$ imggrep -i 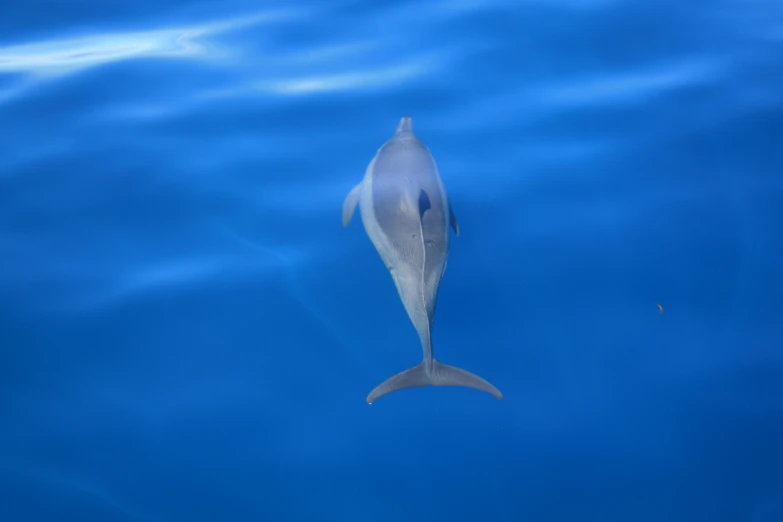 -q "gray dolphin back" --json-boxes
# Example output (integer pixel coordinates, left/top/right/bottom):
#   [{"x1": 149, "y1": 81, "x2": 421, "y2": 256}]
[{"x1": 343, "y1": 115, "x2": 502, "y2": 404}]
